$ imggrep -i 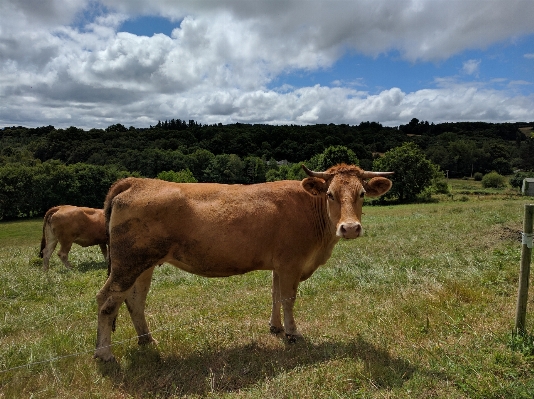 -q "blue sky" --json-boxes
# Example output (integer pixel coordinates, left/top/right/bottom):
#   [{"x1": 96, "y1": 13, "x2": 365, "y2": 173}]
[
  {"x1": 1, "y1": 0, "x2": 533, "y2": 129},
  {"x1": 120, "y1": 16, "x2": 179, "y2": 38}
]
